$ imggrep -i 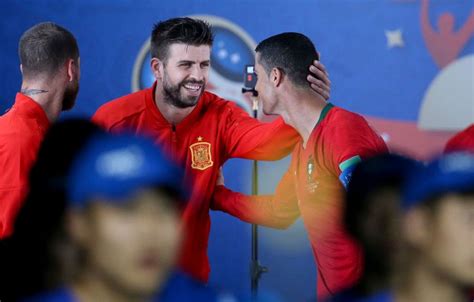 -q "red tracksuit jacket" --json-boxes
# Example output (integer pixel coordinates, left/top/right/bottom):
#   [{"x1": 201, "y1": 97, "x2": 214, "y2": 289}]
[
  {"x1": 0, "y1": 93, "x2": 50, "y2": 238},
  {"x1": 92, "y1": 82, "x2": 299, "y2": 282},
  {"x1": 213, "y1": 104, "x2": 388, "y2": 299}
]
